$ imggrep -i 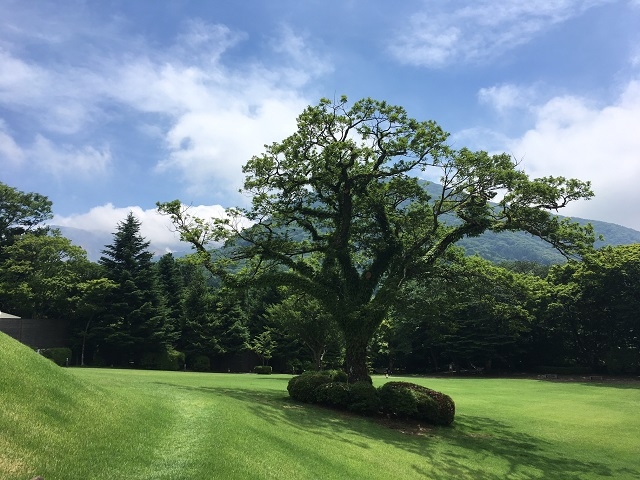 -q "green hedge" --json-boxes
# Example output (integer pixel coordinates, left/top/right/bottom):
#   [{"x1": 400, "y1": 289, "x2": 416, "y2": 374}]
[
  {"x1": 347, "y1": 381, "x2": 380, "y2": 416},
  {"x1": 254, "y1": 365, "x2": 273, "y2": 374},
  {"x1": 316, "y1": 382, "x2": 351, "y2": 409}
]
